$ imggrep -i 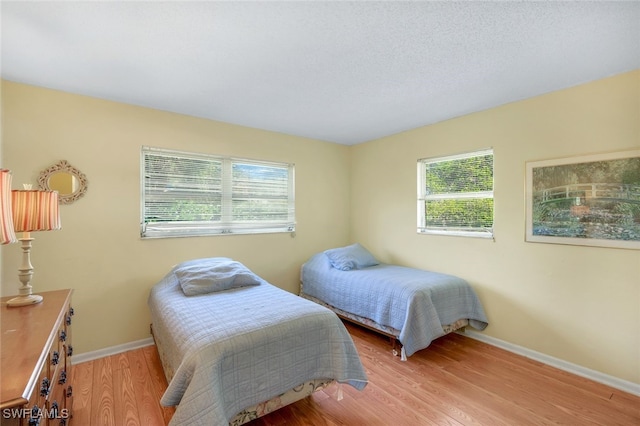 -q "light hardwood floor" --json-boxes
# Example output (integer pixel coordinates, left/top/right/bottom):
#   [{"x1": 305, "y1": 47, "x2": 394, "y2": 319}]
[{"x1": 72, "y1": 322, "x2": 640, "y2": 425}]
